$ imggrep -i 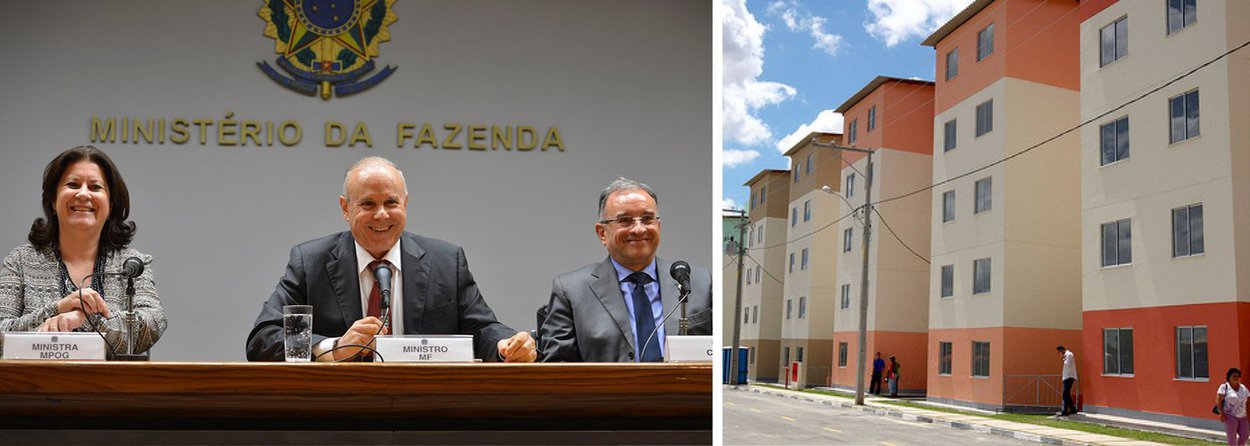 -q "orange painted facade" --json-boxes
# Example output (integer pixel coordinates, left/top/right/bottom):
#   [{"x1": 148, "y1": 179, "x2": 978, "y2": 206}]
[
  {"x1": 1082, "y1": 303, "x2": 1250, "y2": 420},
  {"x1": 840, "y1": 79, "x2": 935, "y2": 166},
  {"x1": 926, "y1": 327, "x2": 1082, "y2": 406},
  {"x1": 831, "y1": 331, "x2": 929, "y2": 392},
  {"x1": 931, "y1": 0, "x2": 1079, "y2": 114}
]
